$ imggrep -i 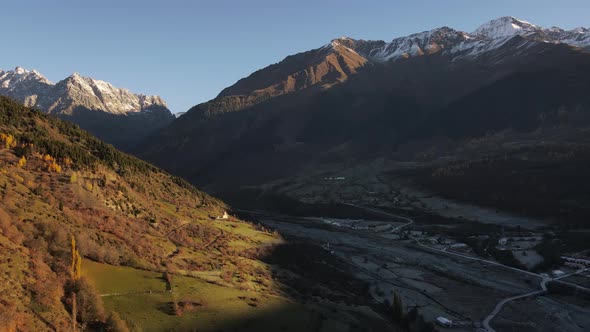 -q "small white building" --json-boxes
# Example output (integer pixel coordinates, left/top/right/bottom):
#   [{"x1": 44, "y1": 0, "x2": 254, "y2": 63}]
[
  {"x1": 436, "y1": 317, "x2": 453, "y2": 327},
  {"x1": 450, "y1": 243, "x2": 468, "y2": 249},
  {"x1": 216, "y1": 211, "x2": 229, "y2": 220}
]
